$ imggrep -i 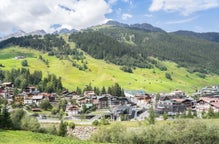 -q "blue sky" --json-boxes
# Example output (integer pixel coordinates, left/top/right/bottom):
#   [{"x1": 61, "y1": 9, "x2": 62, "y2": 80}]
[
  {"x1": 0, "y1": 0, "x2": 219, "y2": 37},
  {"x1": 107, "y1": 0, "x2": 219, "y2": 32}
]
